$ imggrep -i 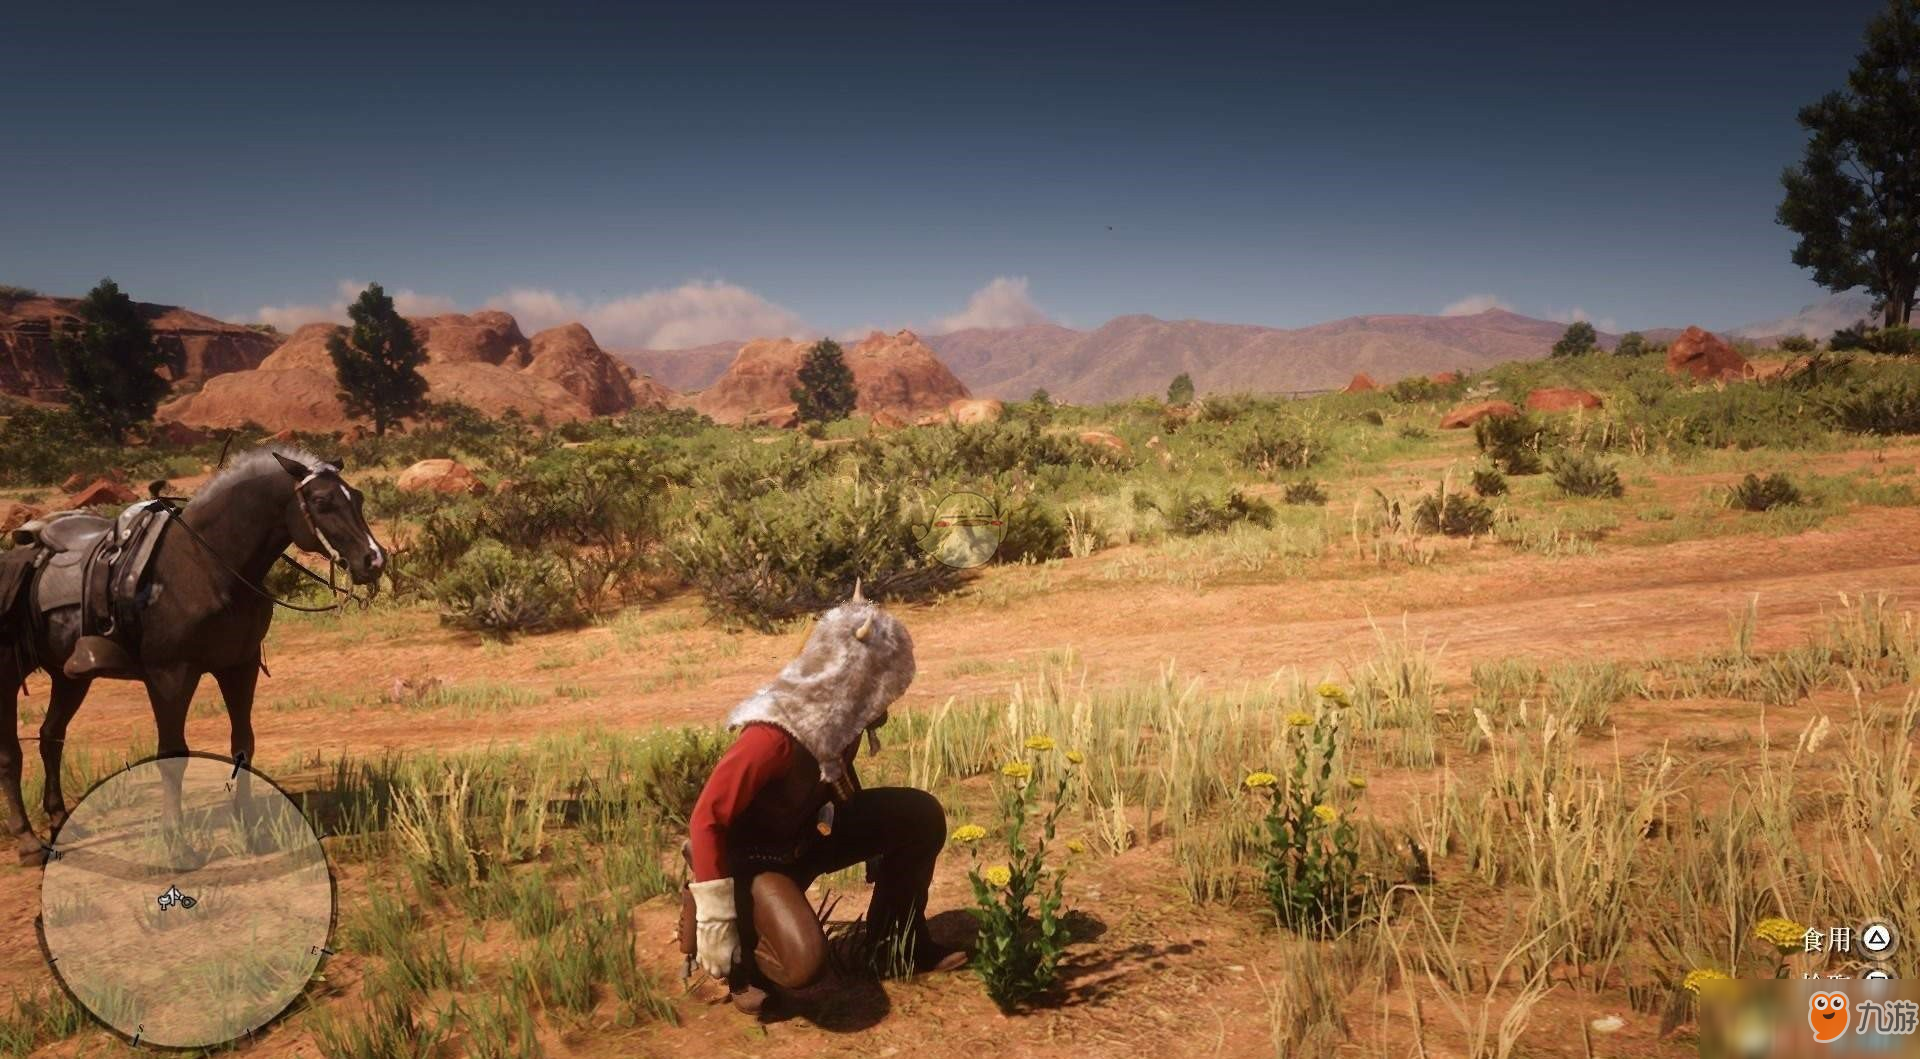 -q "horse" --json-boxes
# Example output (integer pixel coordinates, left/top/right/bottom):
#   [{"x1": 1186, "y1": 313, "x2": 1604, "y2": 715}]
[{"x1": 0, "y1": 447, "x2": 386, "y2": 863}]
